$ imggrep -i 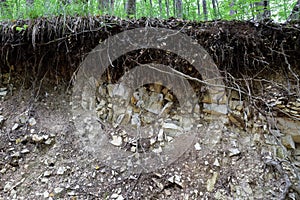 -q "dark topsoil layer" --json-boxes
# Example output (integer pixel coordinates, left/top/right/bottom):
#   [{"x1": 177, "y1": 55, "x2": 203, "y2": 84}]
[{"x1": 0, "y1": 16, "x2": 299, "y2": 85}]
